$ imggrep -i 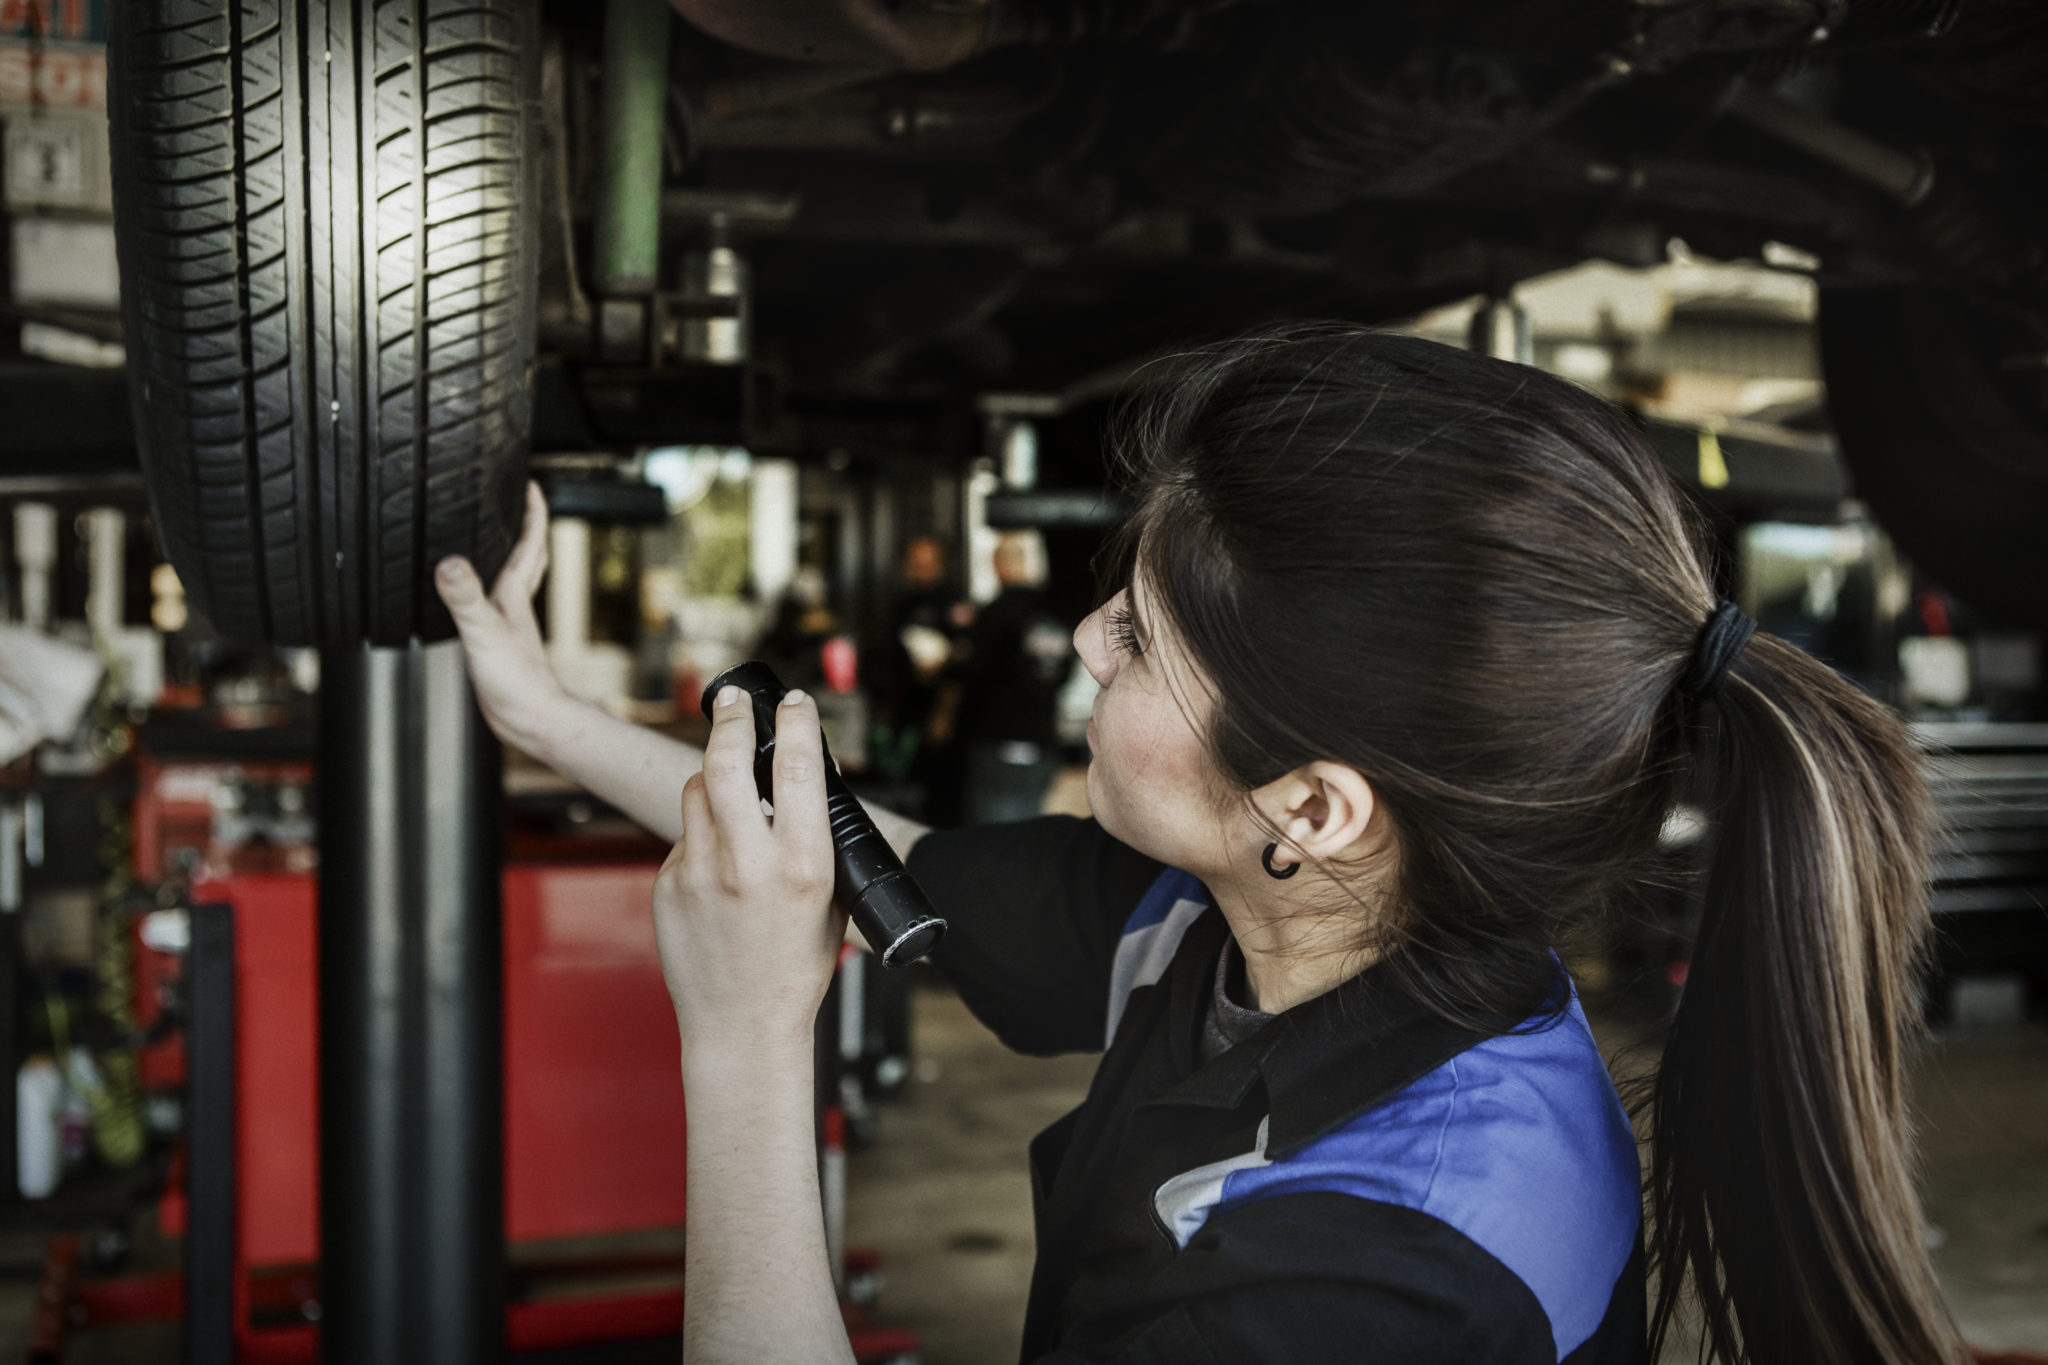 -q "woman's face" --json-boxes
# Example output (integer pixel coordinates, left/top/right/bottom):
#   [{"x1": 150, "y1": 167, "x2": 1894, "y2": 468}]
[{"x1": 1073, "y1": 580, "x2": 1240, "y2": 875}]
